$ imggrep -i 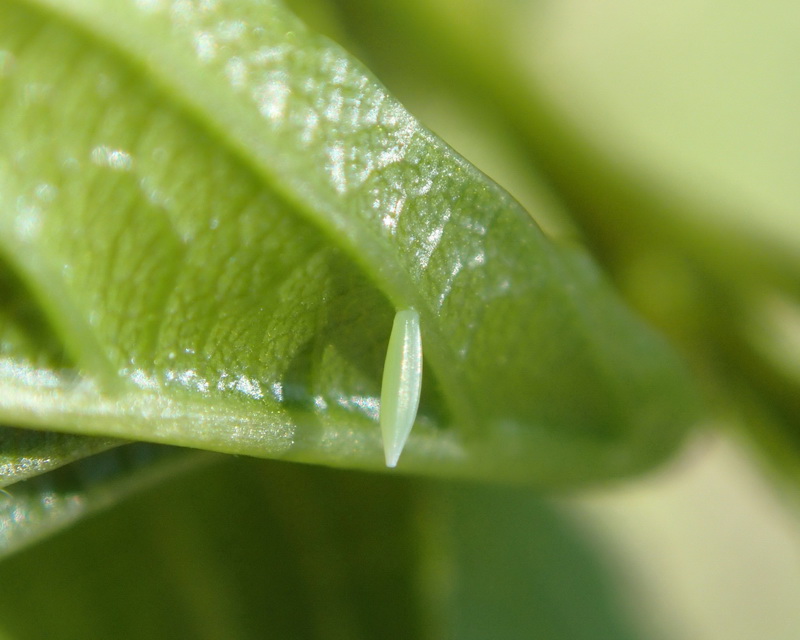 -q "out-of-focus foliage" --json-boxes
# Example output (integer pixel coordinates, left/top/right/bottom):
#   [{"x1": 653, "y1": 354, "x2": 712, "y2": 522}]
[{"x1": 0, "y1": 457, "x2": 641, "y2": 640}]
